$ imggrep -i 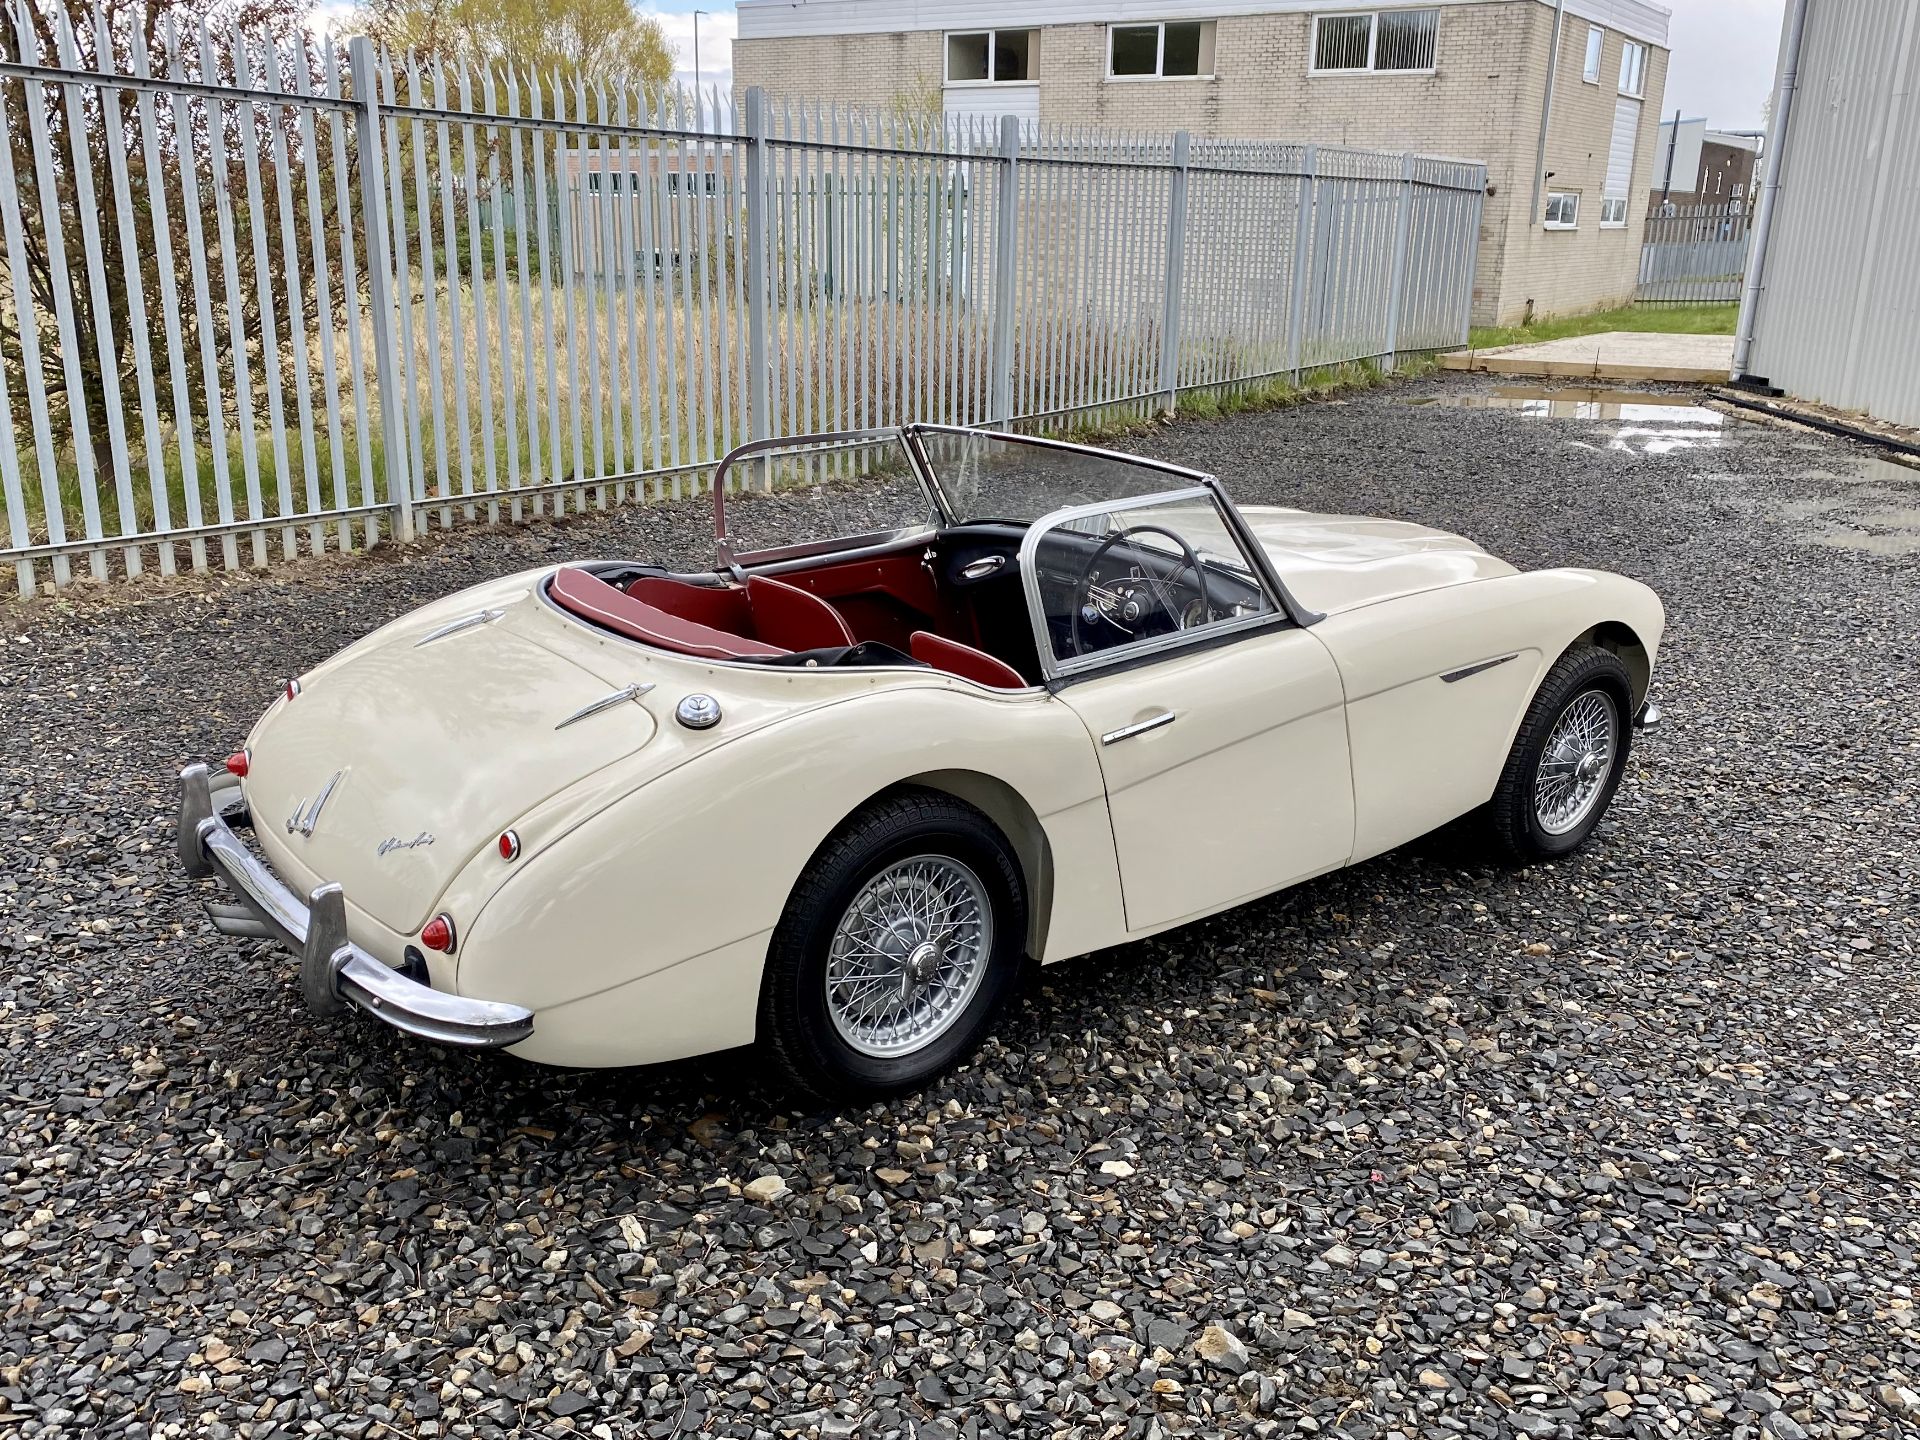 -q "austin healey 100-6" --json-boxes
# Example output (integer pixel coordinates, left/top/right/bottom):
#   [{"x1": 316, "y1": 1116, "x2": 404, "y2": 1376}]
[{"x1": 178, "y1": 427, "x2": 1663, "y2": 1099}]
